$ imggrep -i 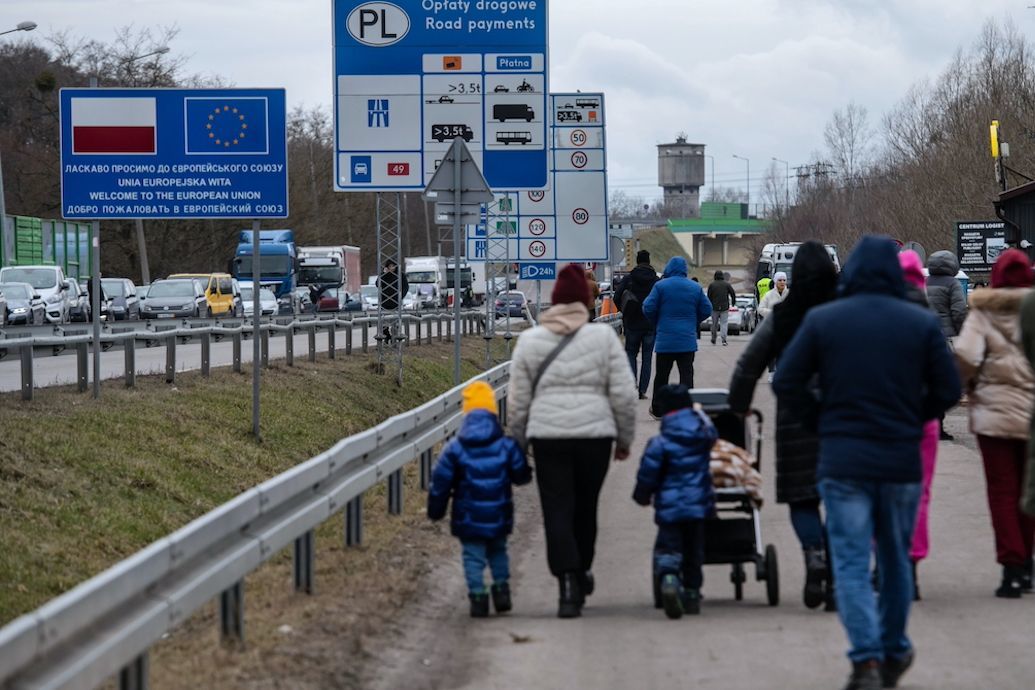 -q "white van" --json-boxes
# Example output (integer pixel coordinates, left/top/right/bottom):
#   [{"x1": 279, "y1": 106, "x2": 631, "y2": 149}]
[
  {"x1": 0, "y1": 265, "x2": 70, "y2": 323},
  {"x1": 756, "y1": 243, "x2": 841, "y2": 284}
]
